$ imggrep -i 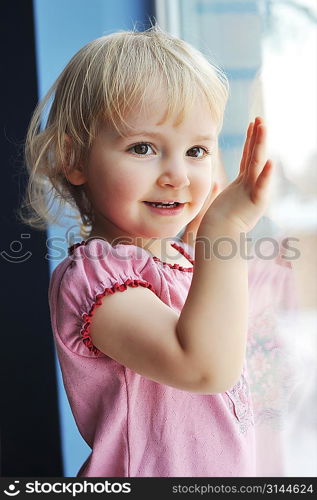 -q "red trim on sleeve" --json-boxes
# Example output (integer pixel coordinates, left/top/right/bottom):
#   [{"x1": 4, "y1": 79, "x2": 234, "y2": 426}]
[{"x1": 81, "y1": 279, "x2": 157, "y2": 355}]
